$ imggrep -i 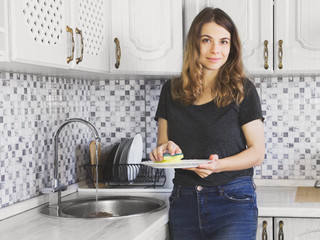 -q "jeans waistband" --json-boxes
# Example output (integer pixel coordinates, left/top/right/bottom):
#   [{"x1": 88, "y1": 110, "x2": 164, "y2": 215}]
[{"x1": 173, "y1": 176, "x2": 254, "y2": 194}]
